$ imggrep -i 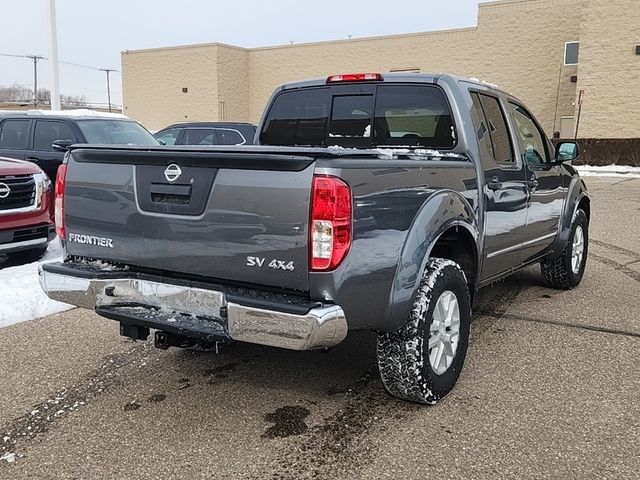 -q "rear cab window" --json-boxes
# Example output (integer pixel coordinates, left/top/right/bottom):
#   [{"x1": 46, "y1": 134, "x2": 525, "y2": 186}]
[{"x1": 260, "y1": 84, "x2": 456, "y2": 150}]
